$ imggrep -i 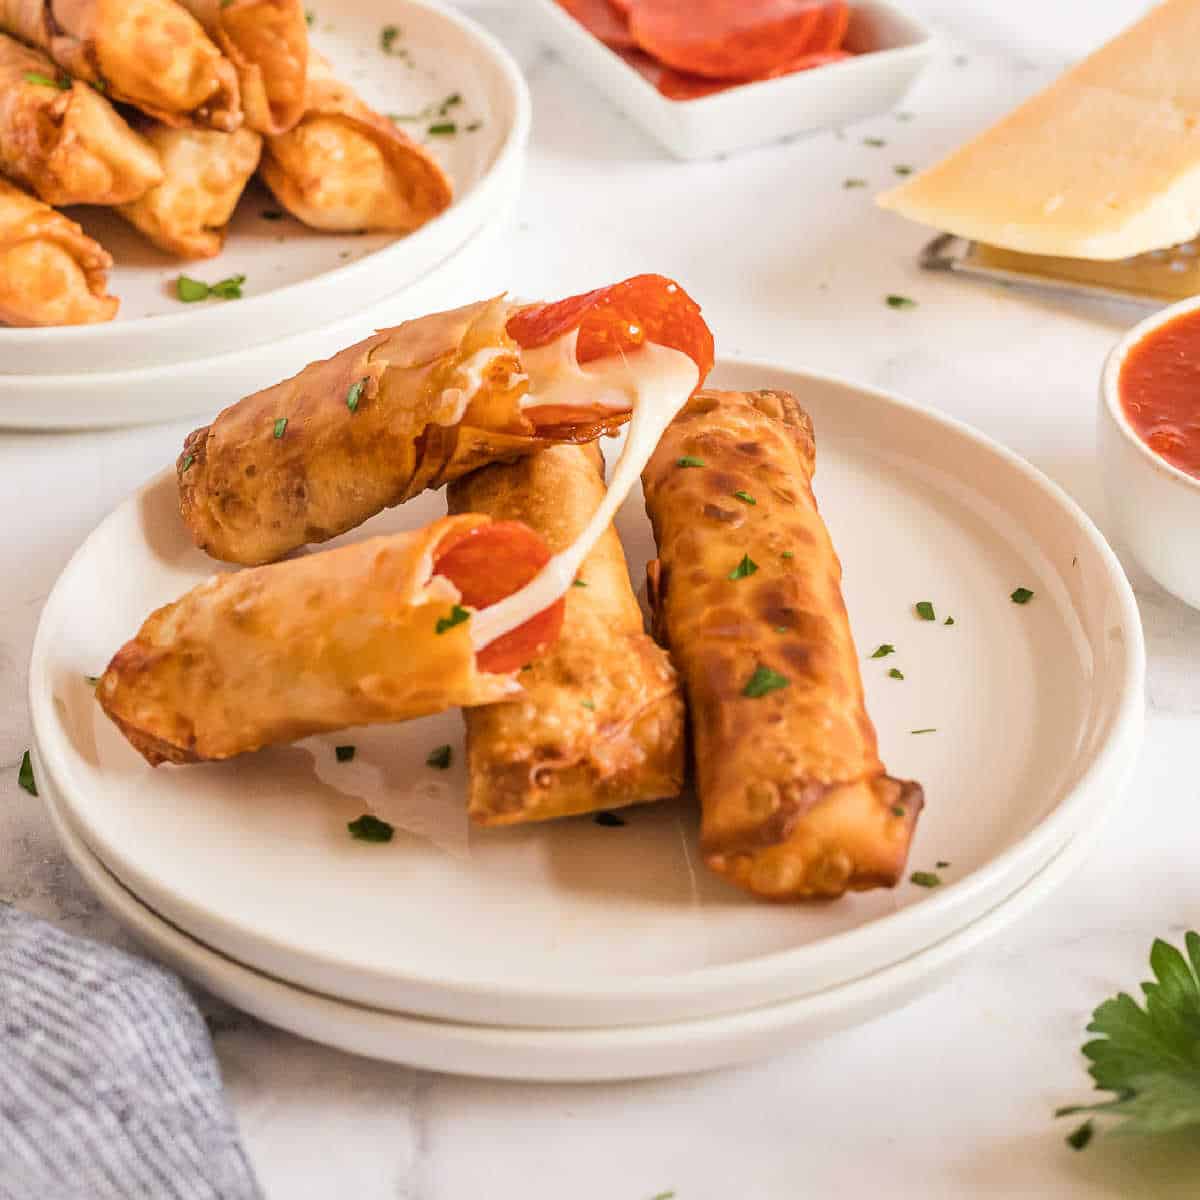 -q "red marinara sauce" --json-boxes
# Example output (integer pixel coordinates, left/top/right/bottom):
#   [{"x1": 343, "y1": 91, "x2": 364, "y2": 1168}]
[{"x1": 1119, "y1": 308, "x2": 1200, "y2": 480}]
